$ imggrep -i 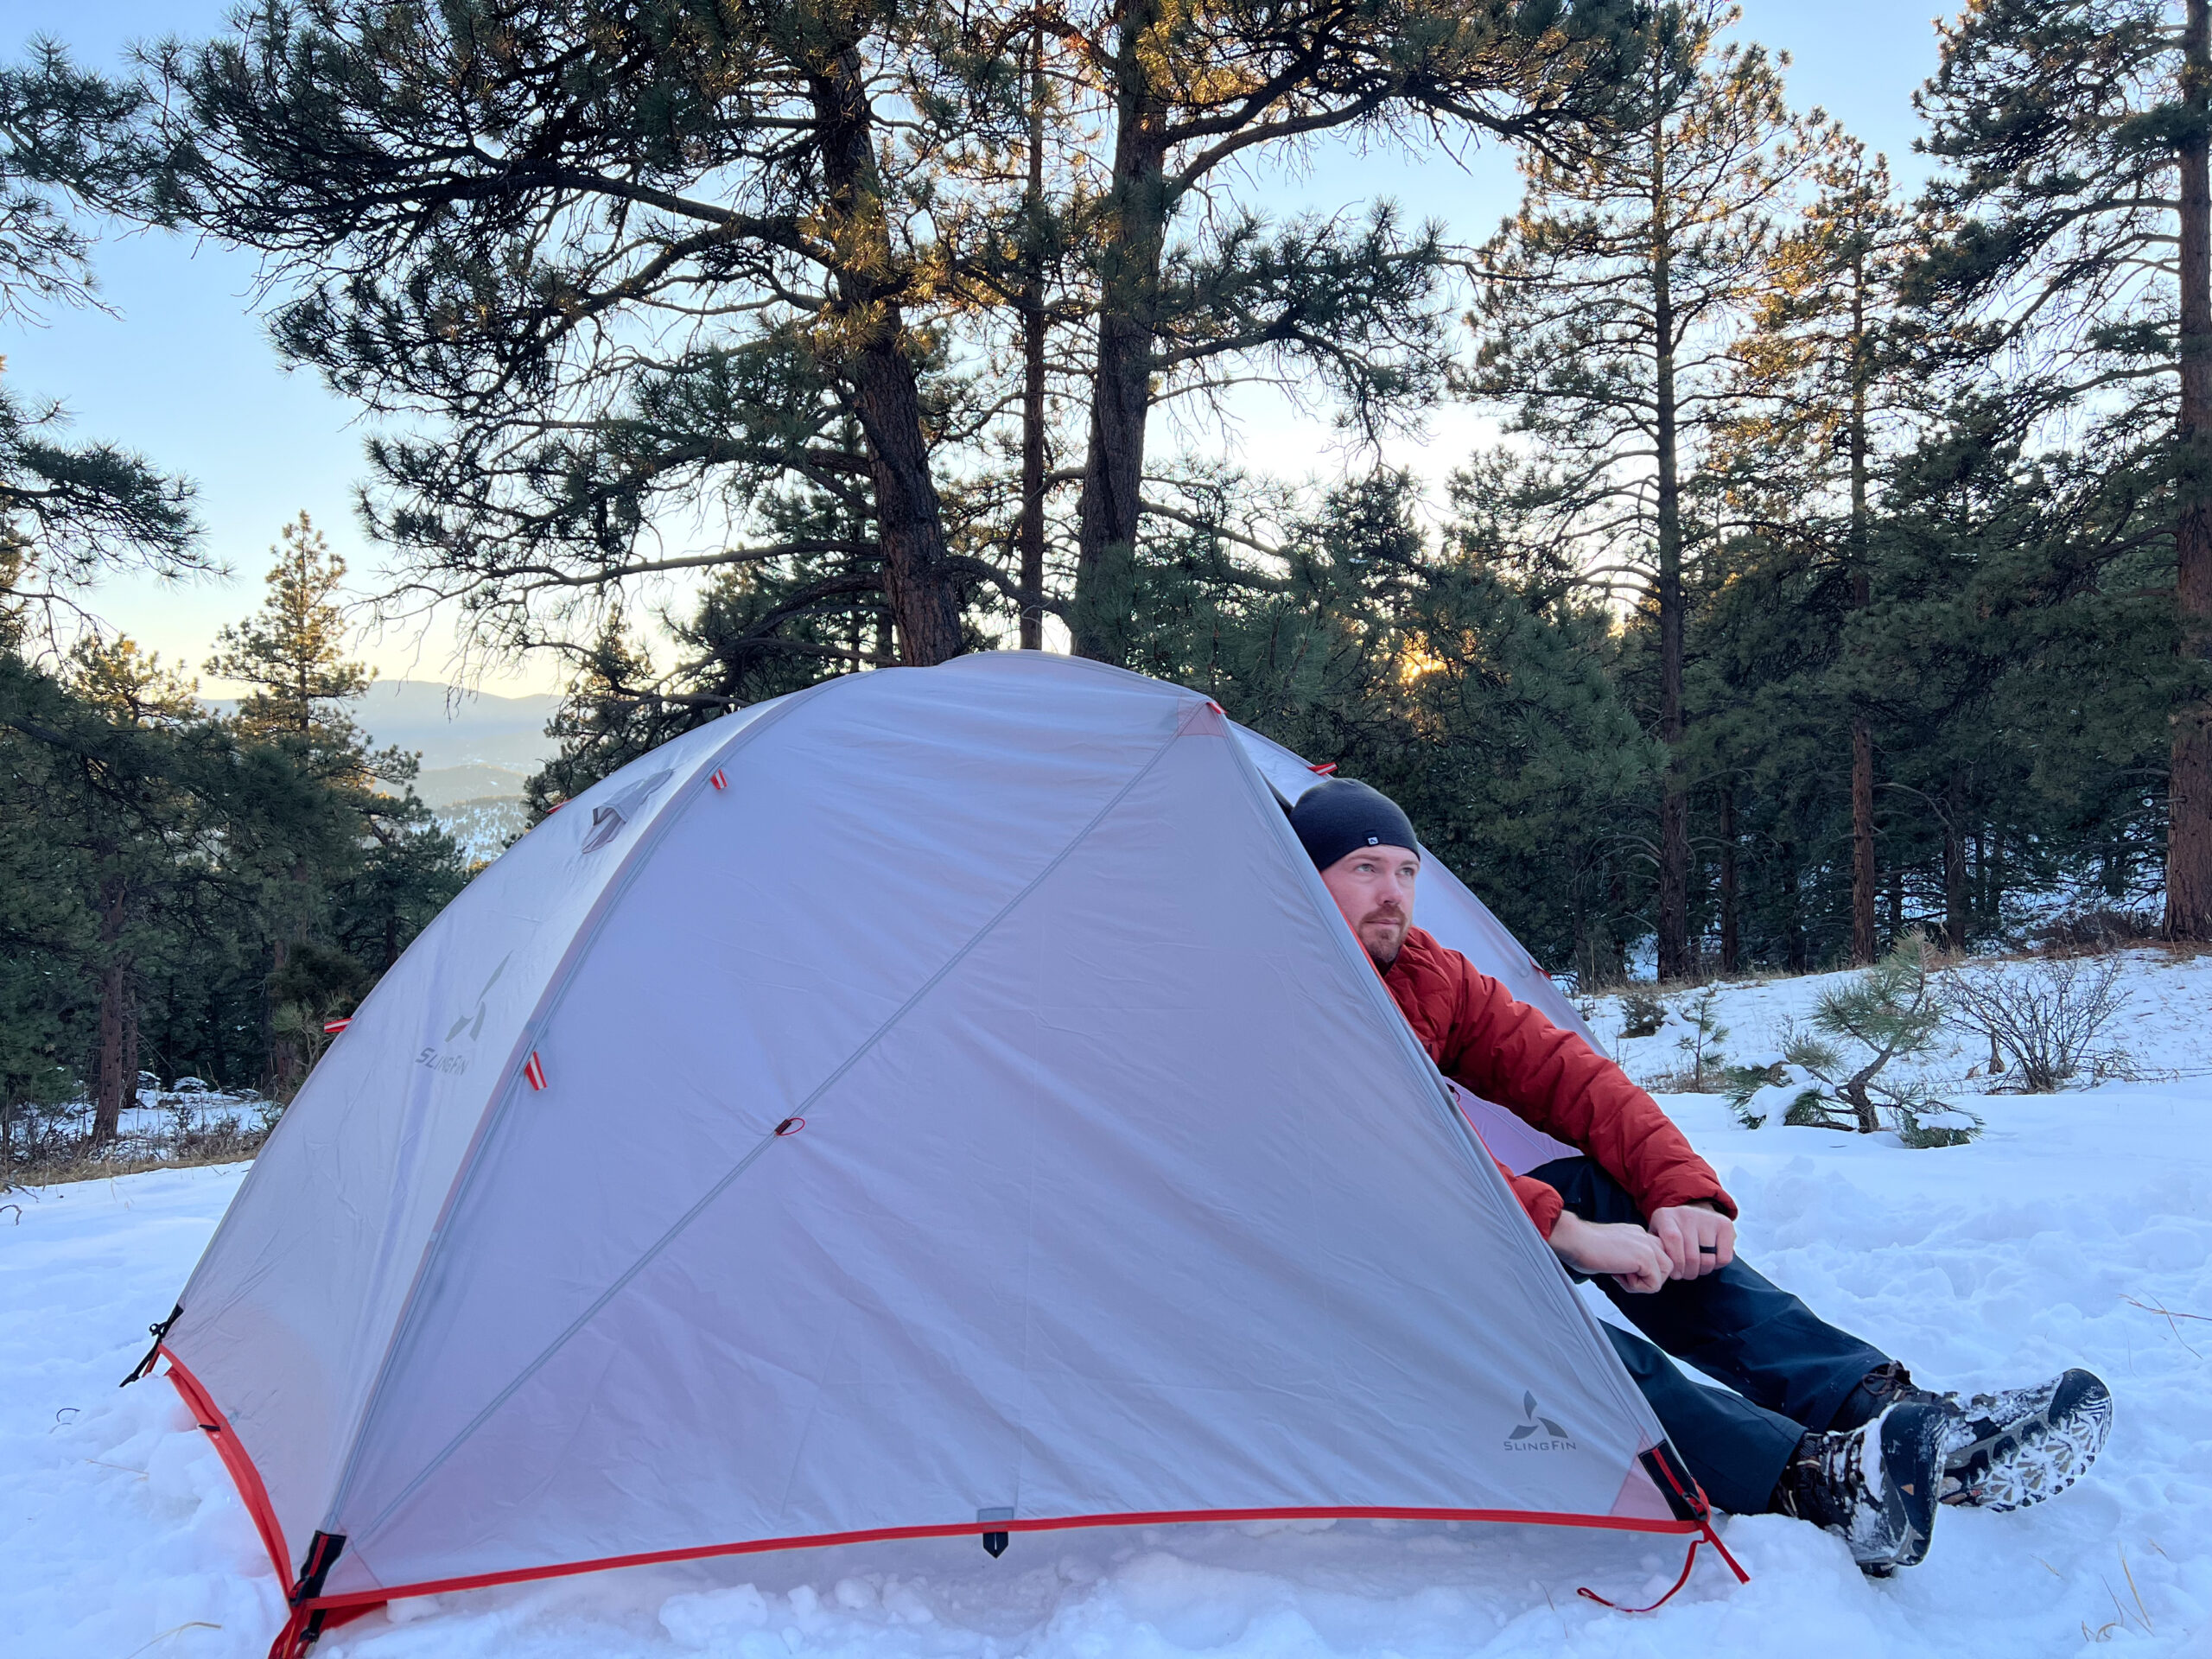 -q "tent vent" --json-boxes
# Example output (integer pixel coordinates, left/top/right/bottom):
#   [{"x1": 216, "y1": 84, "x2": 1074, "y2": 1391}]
[
  {"x1": 524, "y1": 1052, "x2": 548, "y2": 1091},
  {"x1": 977, "y1": 1508, "x2": 1014, "y2": 1559}
]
